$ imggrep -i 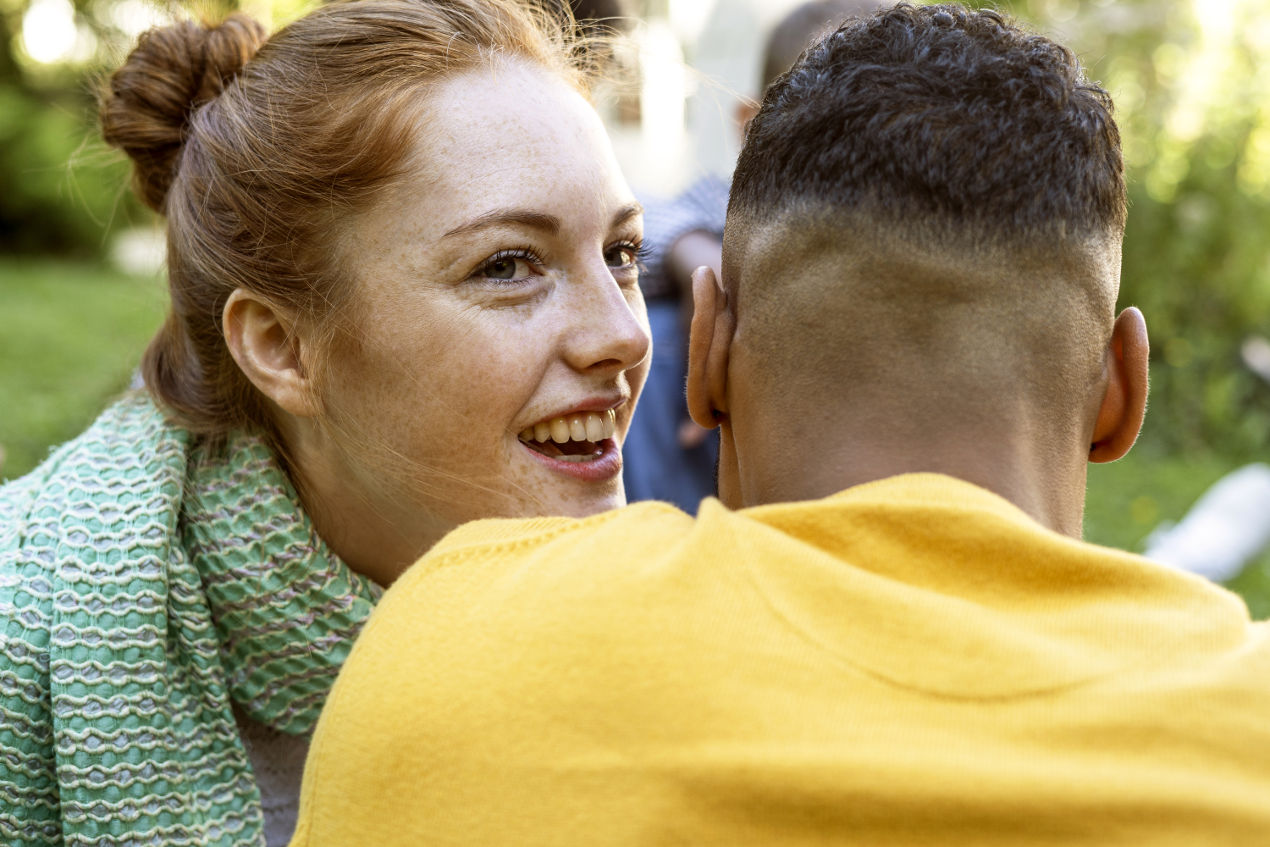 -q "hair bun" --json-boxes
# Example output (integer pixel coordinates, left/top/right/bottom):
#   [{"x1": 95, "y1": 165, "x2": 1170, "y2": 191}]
[{"x1": 100, "y1": 14, "x2": 267, "y2": 212}]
